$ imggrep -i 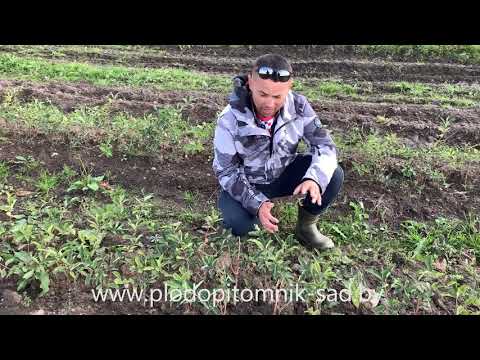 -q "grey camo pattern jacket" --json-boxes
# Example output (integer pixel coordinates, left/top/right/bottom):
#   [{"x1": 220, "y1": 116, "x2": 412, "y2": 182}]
[{"x1": 213, "y1": 83, "x2": 338, "y2": 216}]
